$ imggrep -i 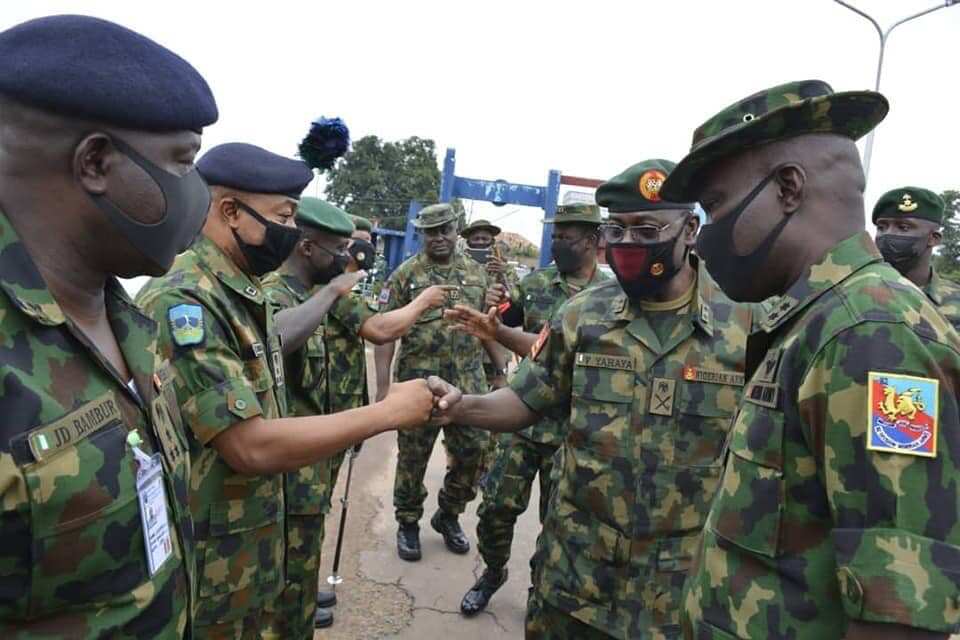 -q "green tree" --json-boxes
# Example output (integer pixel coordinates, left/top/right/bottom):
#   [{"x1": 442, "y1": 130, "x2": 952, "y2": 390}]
[
  {"x1": 324, "y1": 135, "x2": 446, "y2": 230},
  {"x1": 934, "y1": 189, "x2": 960, "y2": 278}
]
